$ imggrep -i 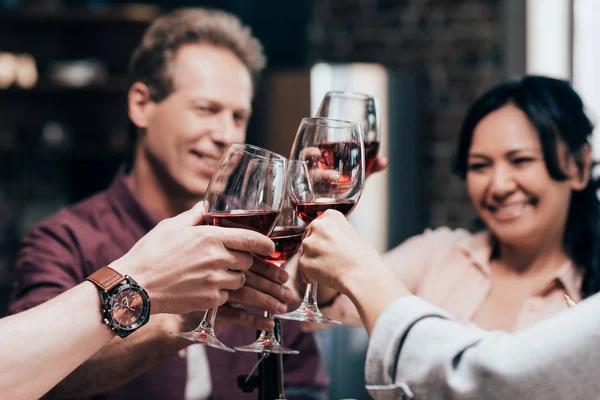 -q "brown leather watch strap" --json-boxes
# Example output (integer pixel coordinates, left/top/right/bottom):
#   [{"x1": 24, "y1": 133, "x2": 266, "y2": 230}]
[{"x1": 86, "y1": 266, "x2": 125, "y2": 292}]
